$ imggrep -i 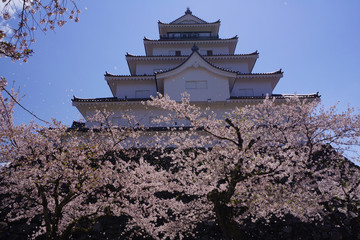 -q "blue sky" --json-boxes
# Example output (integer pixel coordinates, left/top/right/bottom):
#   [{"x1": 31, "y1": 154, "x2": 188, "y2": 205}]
[{"x1": 1, "y1": 0, "x2": 360, "y2": 126}]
